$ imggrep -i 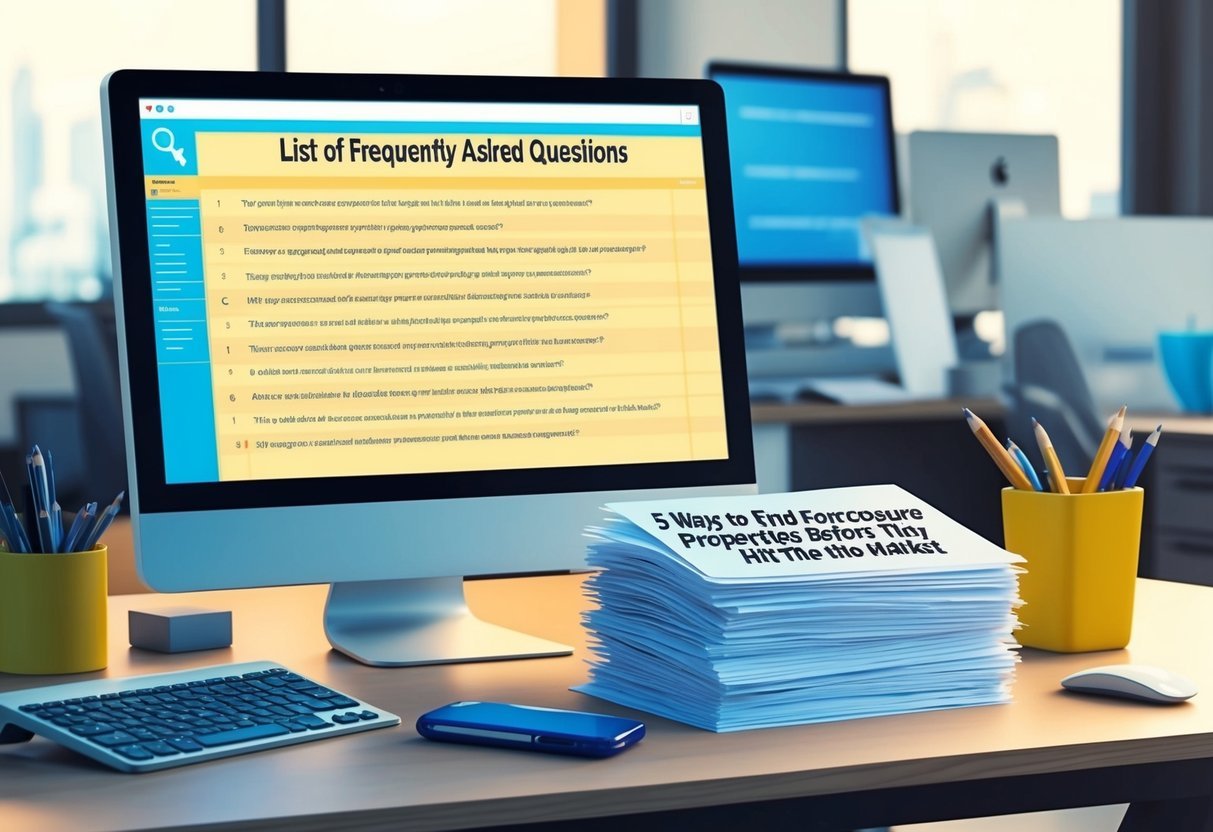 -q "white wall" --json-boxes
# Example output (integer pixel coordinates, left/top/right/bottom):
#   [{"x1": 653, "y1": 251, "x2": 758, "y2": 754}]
[
  {"x1": 637, "y1": 0, "x2": 840, "y2": 78},
  {"x1": 287, "y1": 0, "x2": 558, "y2": 75}
]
